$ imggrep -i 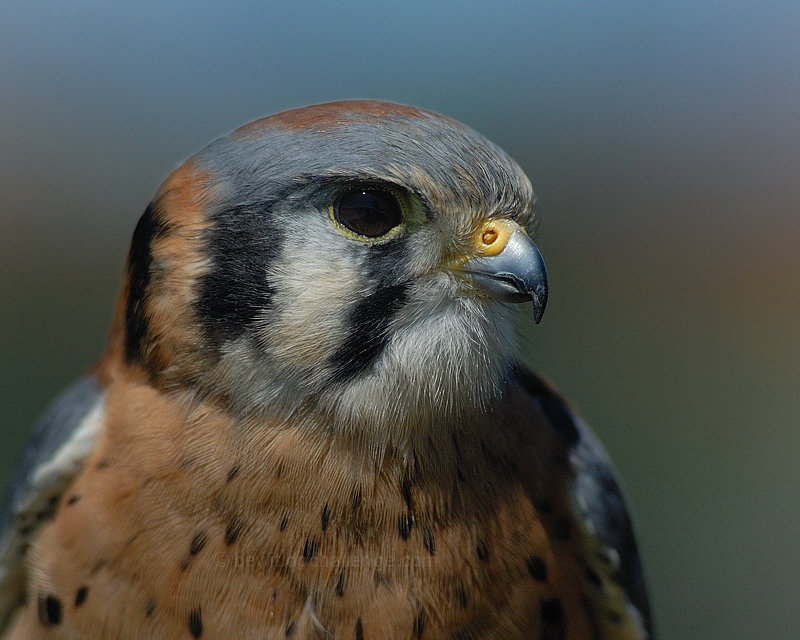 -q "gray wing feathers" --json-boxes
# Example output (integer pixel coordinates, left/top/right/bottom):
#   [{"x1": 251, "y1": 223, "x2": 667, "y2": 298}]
[
  {"x1": 510, "y1": 363, "x2": 654, "y2": 638},
  {"x1": 571, "y1": 419, "x2": 655, "y2": 638},
  {"x1": 0, "y1": 375, "x2": 105, "y2": 629}
]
